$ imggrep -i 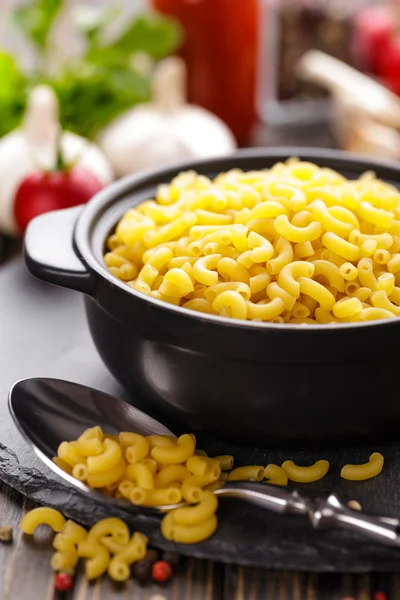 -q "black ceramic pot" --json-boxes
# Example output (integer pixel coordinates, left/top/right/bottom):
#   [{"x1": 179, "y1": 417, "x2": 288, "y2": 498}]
[{"x1": 24, "y1": 148, "x2": 400, "y2": 448}]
